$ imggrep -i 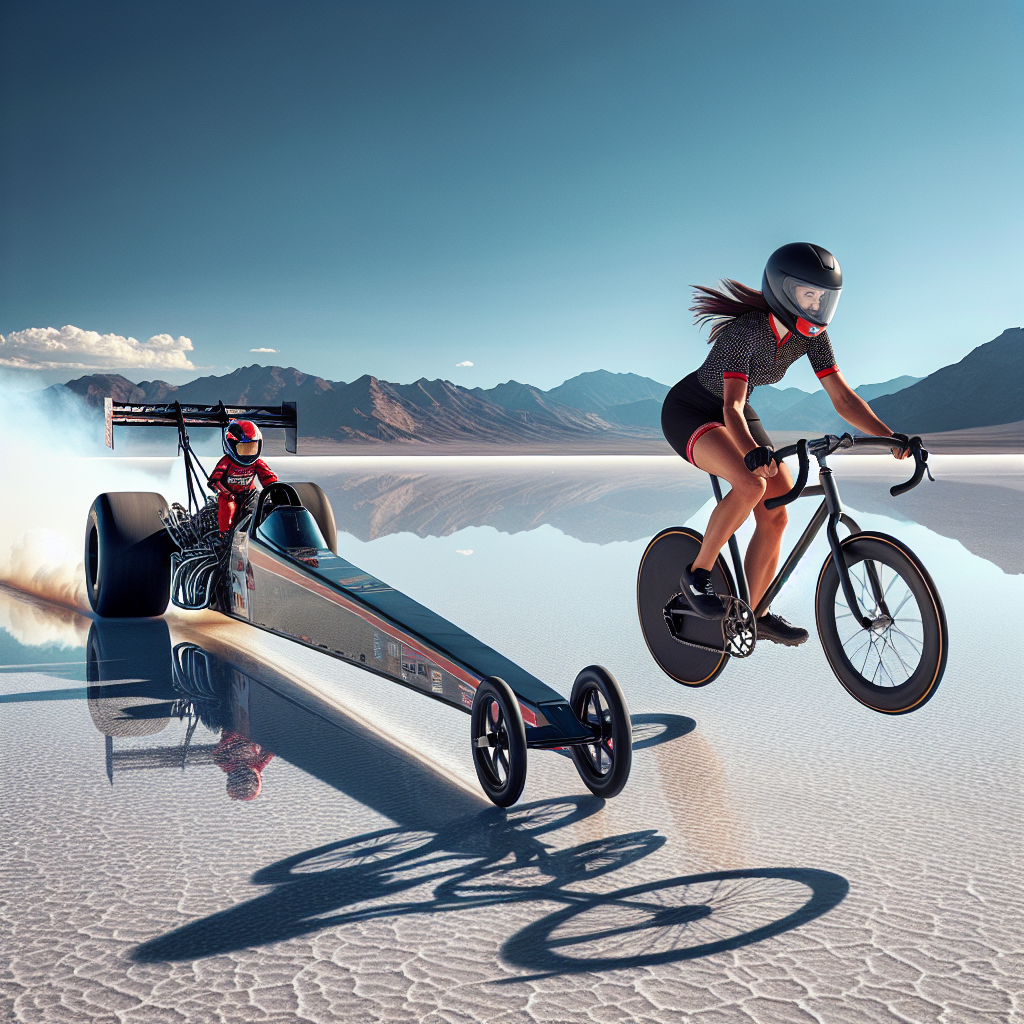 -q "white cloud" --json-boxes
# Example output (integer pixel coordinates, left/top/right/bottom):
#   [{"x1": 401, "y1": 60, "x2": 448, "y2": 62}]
[
  {"x1": 456, "y1": 360, "x2": 474, "y2": 367},
  {"x1": 250, "y1": 347, "x2": 278, "y2": 353},
  {"x1": 455, "y1": 549, "x2": 474, "y2": 556},
  {"x1": 0, "y1": 325, "x2": 195, "y2": 371}
]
